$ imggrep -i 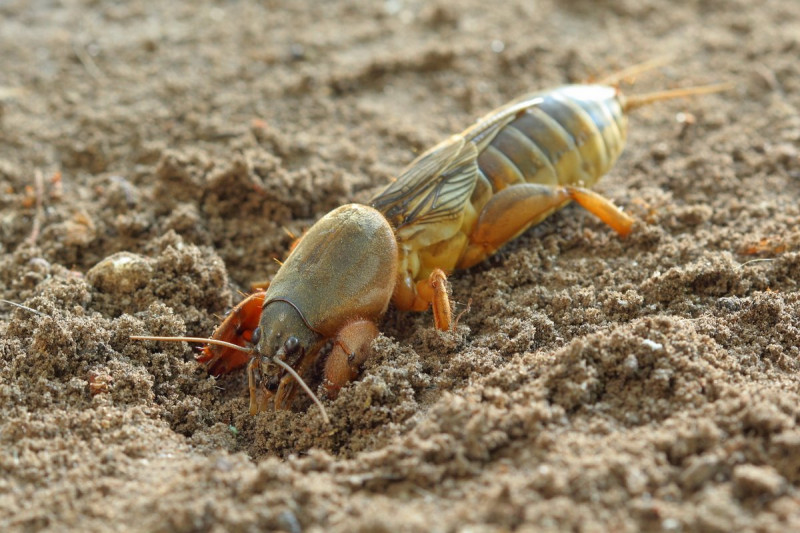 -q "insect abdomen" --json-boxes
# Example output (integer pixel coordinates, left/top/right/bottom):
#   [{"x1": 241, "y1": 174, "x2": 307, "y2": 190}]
[
  {"x1": 474, "y1": 85, "x2": 629, "y2": 200},
  {"x1": 387, "y1": 85, "x2": 634, "y2": 297}
]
